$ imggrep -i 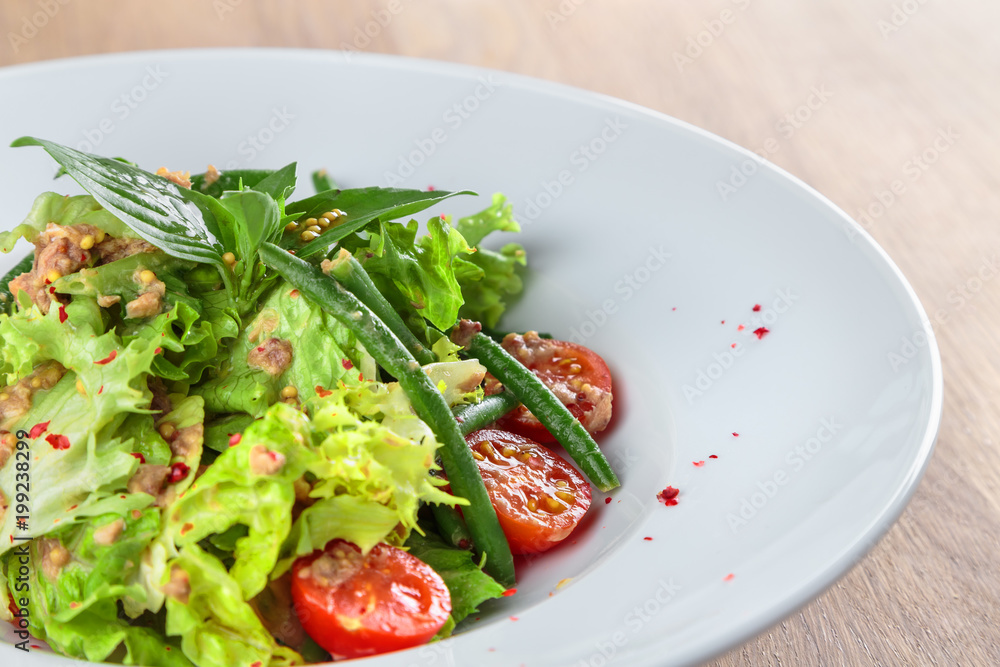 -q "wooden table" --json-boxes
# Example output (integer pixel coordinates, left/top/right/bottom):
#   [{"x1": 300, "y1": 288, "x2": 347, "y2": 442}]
[{"x1": 3, "y1": 1, "x2": 998, "y2": 664}]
